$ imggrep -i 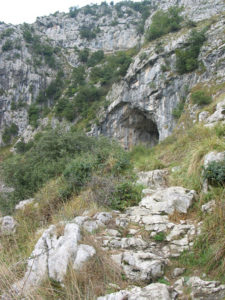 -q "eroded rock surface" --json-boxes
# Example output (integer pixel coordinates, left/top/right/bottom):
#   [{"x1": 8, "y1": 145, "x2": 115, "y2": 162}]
[{"x1": 97, "y1": 283, "x2": 177, "y2": 300}]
